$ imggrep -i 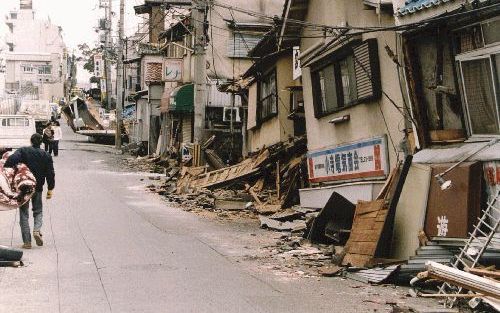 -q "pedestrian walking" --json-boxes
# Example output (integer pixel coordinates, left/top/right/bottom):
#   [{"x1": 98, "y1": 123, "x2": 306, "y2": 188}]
[
  {"x1": 42, "y1": 123, "x2": 54, "y2": 153},
  {"x1": 51, "y1": 121, "x2": 62, "y2": 157},
  {"x1": 4, "y1": 133, "x2": 55, "y2": 249}
]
